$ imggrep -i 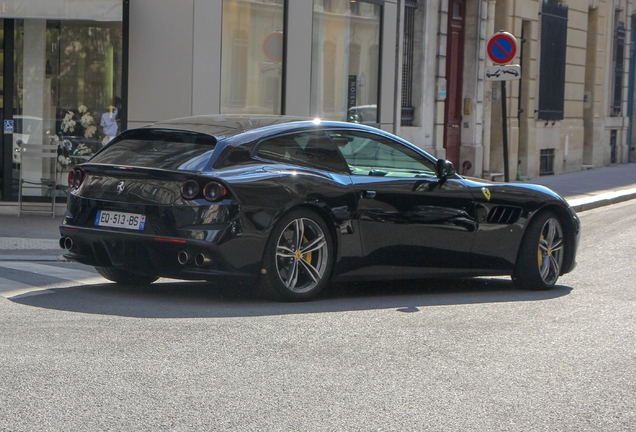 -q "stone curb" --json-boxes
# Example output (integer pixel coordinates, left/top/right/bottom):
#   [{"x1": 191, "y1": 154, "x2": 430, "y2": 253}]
[
  {"x1": 0, "y1": 255, "x2": 67, "y2": 262},
  {"x1": 566, "y1": 188, "x2": 636, "y2": 213}
]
